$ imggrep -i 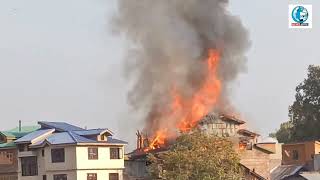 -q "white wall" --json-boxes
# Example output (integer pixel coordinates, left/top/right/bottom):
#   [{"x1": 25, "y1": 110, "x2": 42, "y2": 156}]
[
  {"x1": 18, "y1": 145, "x2": 125, "y2": 180},
  {"x1": 77, "y1": 170, "x2": 123, "y2": 180},
  {"x1": 76, "y1": 146, "x2": 124, "y2": 169}
]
